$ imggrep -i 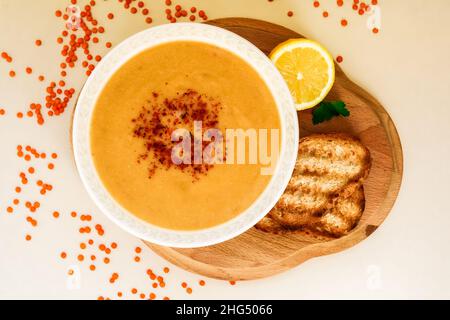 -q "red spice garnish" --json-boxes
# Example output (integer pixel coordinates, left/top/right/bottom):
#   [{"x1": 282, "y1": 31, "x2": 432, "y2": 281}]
[{"x1": 132, "y1": 89, "x2": 222, "y2": 180}]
